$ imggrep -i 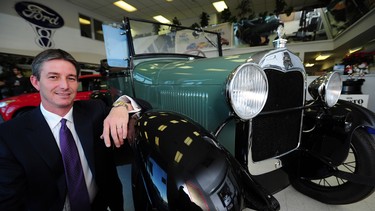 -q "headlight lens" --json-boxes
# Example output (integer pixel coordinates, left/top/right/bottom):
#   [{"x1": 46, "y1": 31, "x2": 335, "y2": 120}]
[
  {"x1": 0, "y1": 100, "x2": 14, "y2": 108},
  {"x1": 308, "y1": 71, "x2": 342, "y2": 107},
  {"x1": 325, "y1": 72, "x2": 342, "y2": 107},
  {"x1": 227, "y1": 63, "x2": 268, "y2": 120}
]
